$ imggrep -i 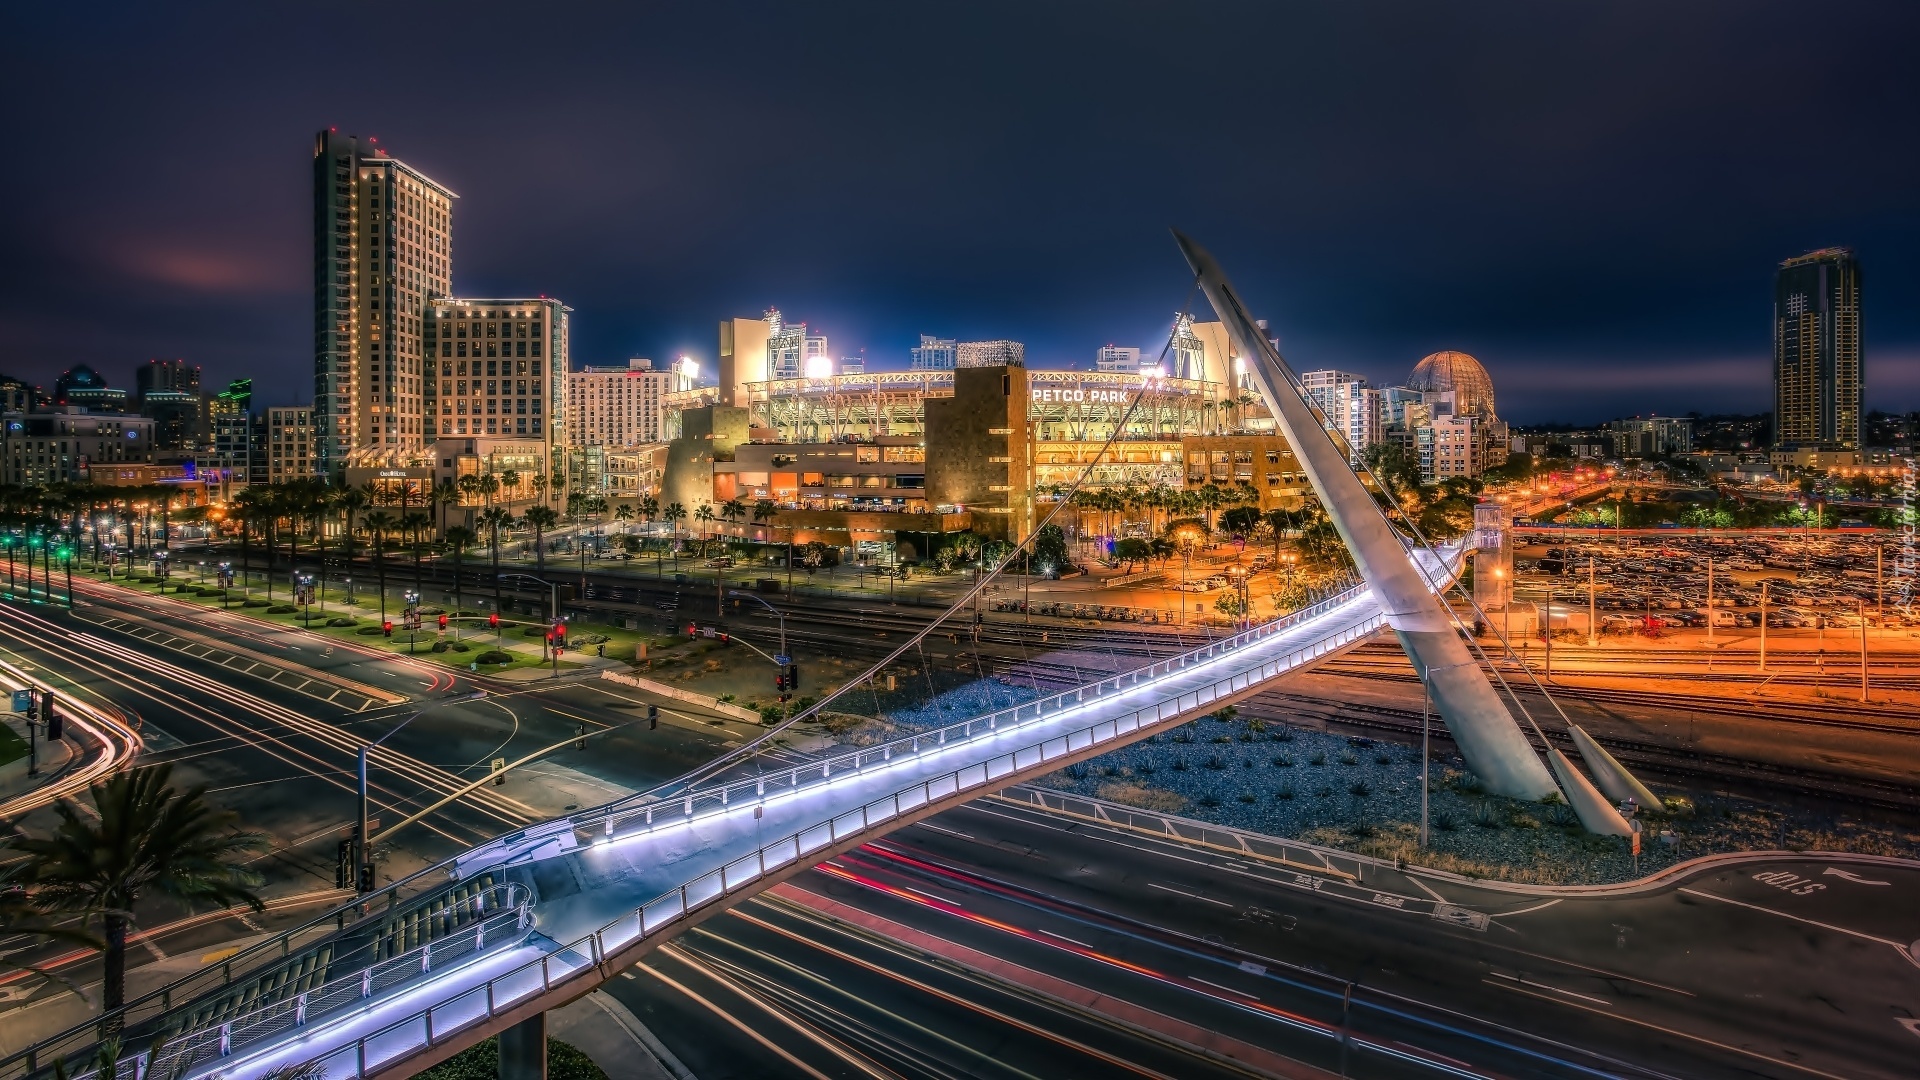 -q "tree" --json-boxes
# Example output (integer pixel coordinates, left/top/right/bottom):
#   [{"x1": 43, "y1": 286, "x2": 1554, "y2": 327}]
[
  {"x1": 1363, "y1": 442, "x2": 1425, "y2": 505},
  {"x1": 720, "y1": 498, "x2": 747, "y2": 538},
  {"x1": 1220, "y1": 505, "x2": 1262, "y2": 538},
  {"x1": 480, "y1": 507, "x2": 512, "y2": 614},
  {"x1": 498, "y1": 469, "x2": 521, "y2": 506},
  {"x1": 612, "y1": 503, "x2": 635, "y2": 534},
  {"x1": 694, "y1": 503, "x2": 716, "y2": 552},
  {"x1": 1113, "y1": 537, "x2": 1151, "y2": 573},
  {"x1": 523, "y1": 505, "x2": 558, "y2": 573},
  {"x1": 400, "y1": 510, "x2": 432, "y2": 598},
  {"x1": 12, "y1": 764, "x2": 263, "y2": 1036},
  {"x1": 444, "y1": 525, "x2": 477, "y2": 612},
  {"x1": 662, "y1": 502, "x2": 687, "y2": 550},
  {"x1": 364, "y1": 510, "x2": 395, "y2": 618},
  {"x1": 337, "y1": 485, "x2": 371, "y2": 570},
  {"x1": 1029, "y1": 523, "x2": 1070, "y2": 574}
]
